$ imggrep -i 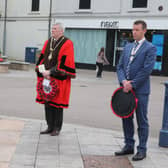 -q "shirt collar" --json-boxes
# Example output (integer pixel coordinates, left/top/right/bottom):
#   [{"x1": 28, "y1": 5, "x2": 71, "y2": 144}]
[{"x1": 135, "y1": 37, "x2": 145, "y2": 45}]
